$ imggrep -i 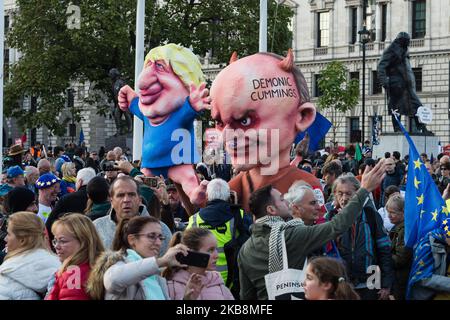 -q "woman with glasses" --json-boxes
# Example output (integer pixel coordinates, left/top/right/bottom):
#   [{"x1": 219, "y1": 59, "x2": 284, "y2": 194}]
[
  {"x1": 0, "y1": 212, "x2": 60, "y2": 299},
  {"x1": 45, "y1": 213, "x2": 104, "y2": 300},
  {"x1": 87, "y1": 216, "x2": 199, "y2": 300},
  {"x1": 163, "y1": 228, "x2": 234, "y2": 300},
  {"x1": 387, "y1": 194, "x2": 412, "y2": 300}
]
